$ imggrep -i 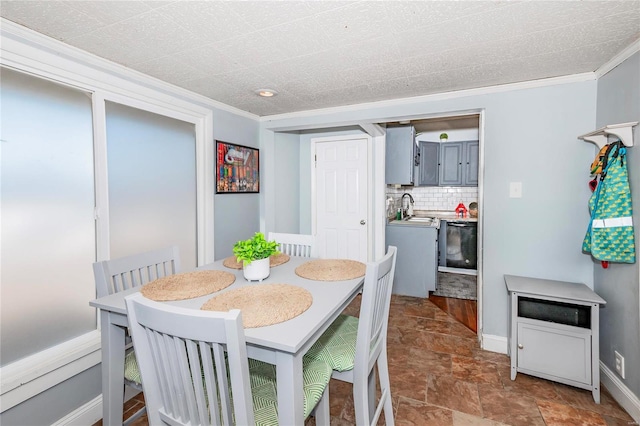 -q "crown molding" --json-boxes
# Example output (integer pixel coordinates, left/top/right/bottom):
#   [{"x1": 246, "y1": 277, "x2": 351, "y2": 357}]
[
  {"x1": 0, "y1": 18, "x2": 259, "y2": 121},
  {"x1": 596, "y1": 37, "x2": 640, "y2": 78},
  {"x1": 260, "y1": 72, "x2": 596, "y2": 123}
]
